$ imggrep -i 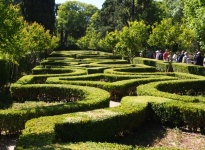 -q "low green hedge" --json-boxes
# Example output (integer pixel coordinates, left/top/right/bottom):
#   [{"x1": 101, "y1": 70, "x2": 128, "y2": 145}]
[
  {"x1": 103, "y1": 65, "x2": 156, "y2": 75},
  {"x1": 123, "y1": 96, "x2": 205, "y2": 131},
  {"x1": 133, "y1": 57, "x2": 205, "y2": 75},
  {"x1": 133, "y1": 57, "x2": 158, "y2": 67},
  {"x1": 87, "y1": 67, "x2": 108, "y2": 74},
  {"x1": 10, "y1": 84, "x2": 86, "y2": 101},
  {"x1": 16, "y1": 96, "x2": 191, "y2": 149},
  {"x1": 96, "y1": 60, "x2": 129, "y2": 64},
  {"x1": 169, "y1": 72, "x2": 205, "y2": 79},
  {"x1": 40, "y1": 60, "x2": 71, "y2": 66},
  {"x1": 14, "y1": 68, "x2": 87, "y2": 85},
  {"x1": 36, "y1": 67, "x2": 87, "y2": 75},
  {"x1": 48, "y1": 73, "x2": 164, "y2": 82},
  {"x1": 172, "y1": 63, "x2": 205, "y2": 76},
  {"x1": 32, "y1": 66, "x2": 86, "y2": 74},
  {"x1": 46, "y1": 75, "x2": 176, "y2": 101},
  {"x1": 2, "y1": 84, "x2": 110, "y2": 135},
  {"x1": 16, "y1": 95, "x2": 148, "y2": 149},
  {"x1": 137, "y1": 79, "x2": 205, "y2": 103}
]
